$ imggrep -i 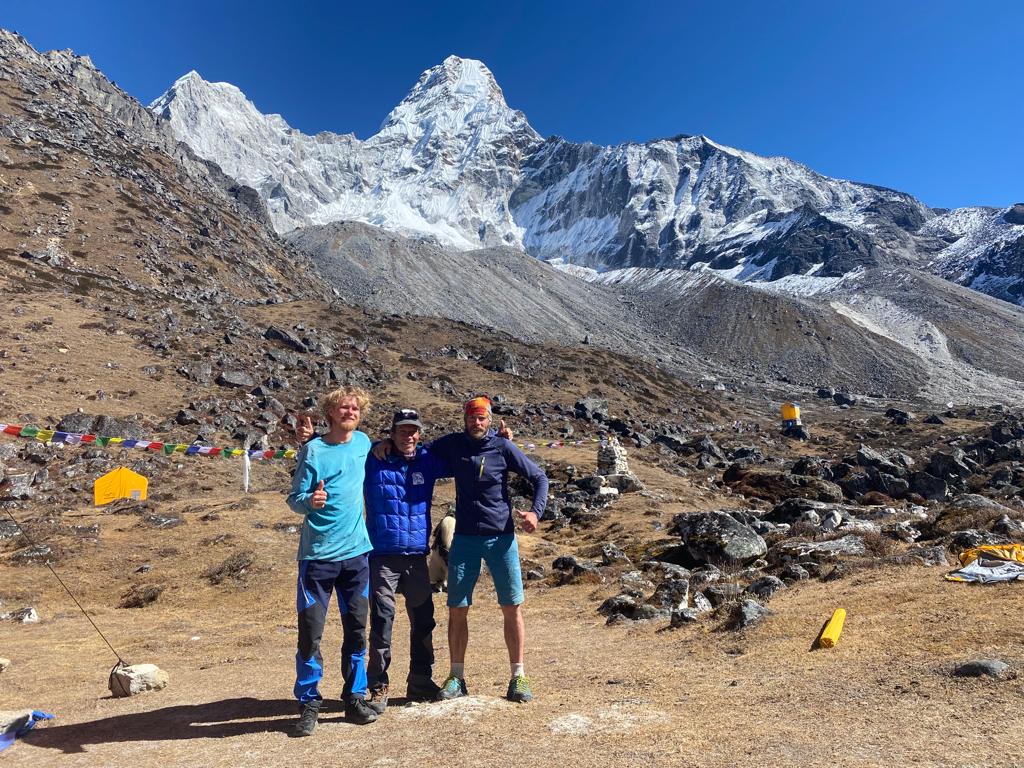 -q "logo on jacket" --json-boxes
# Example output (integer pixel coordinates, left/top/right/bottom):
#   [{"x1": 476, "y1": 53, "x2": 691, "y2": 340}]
[{"x1": 411, "y1": 472, "x2": 425, "y2": 486}]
